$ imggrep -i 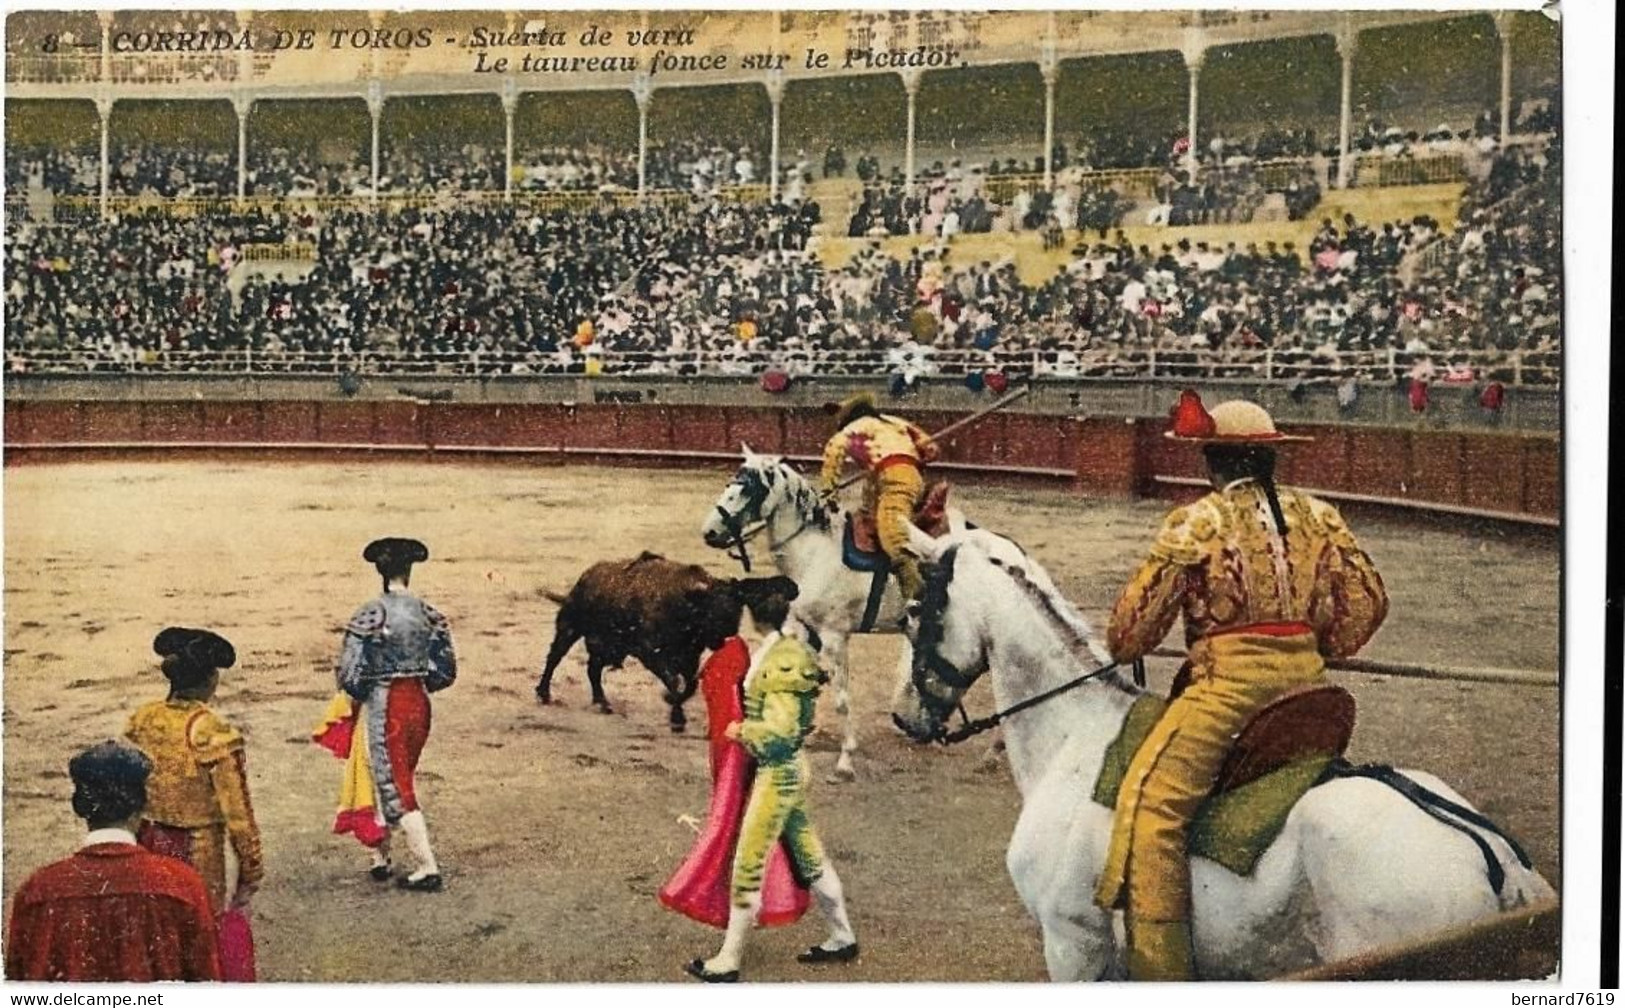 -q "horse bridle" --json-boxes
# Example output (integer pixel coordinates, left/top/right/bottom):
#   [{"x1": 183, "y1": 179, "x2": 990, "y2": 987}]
[
  {"x1": 713, "y1": 468, "x2": 771, "y2": 572},
  {"x1": 714, "y1": 463, "x2": 823, "y2": 573},
  {"x1": 907, "y1": 543, "x2": 1142, "y2": 746}
]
